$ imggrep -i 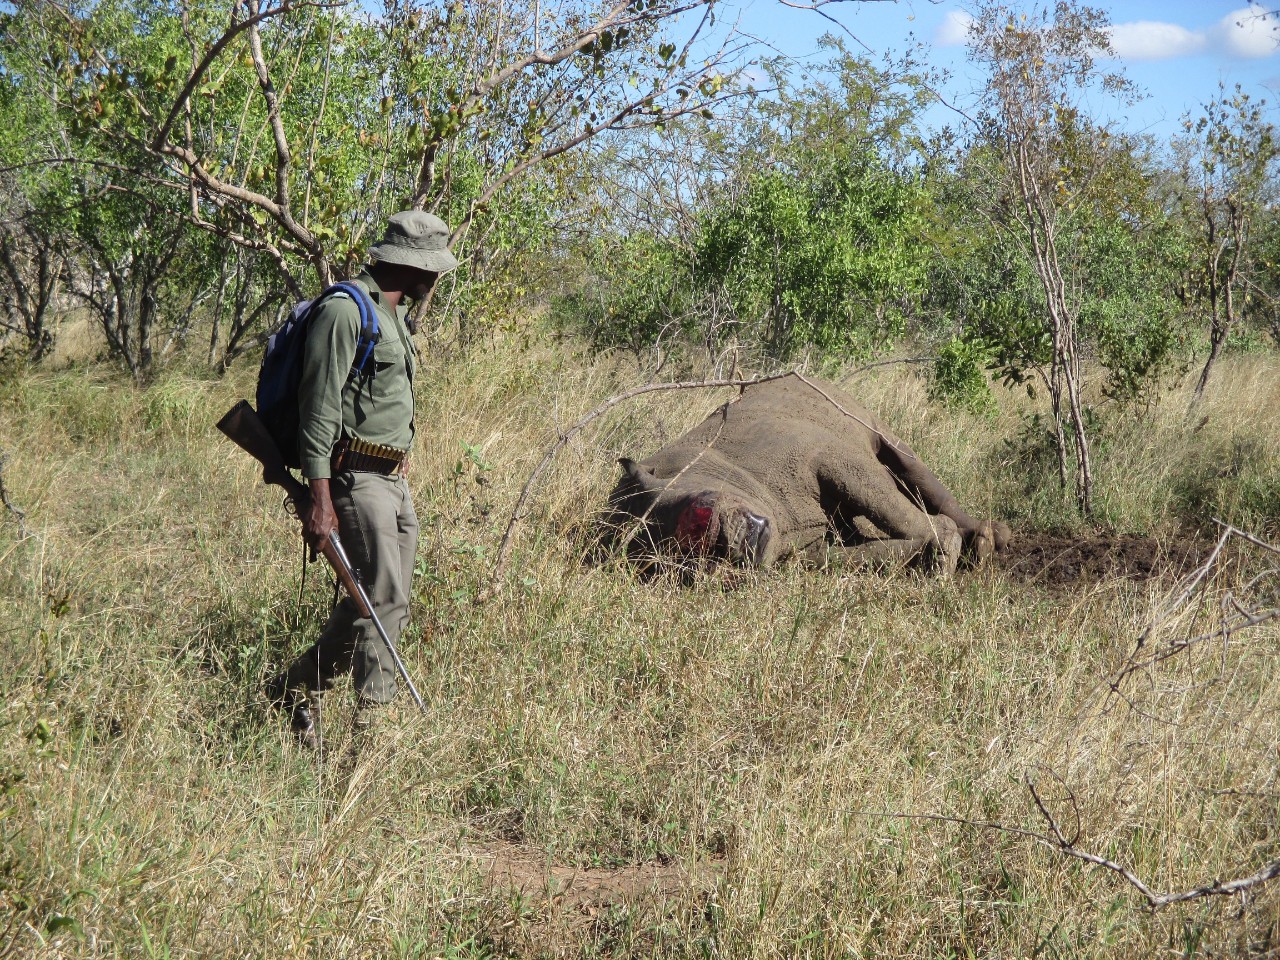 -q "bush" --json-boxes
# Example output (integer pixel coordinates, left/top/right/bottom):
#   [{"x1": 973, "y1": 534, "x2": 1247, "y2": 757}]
[{"x1": 929, "y1": 338, "x2": 996, "y2": 415}]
